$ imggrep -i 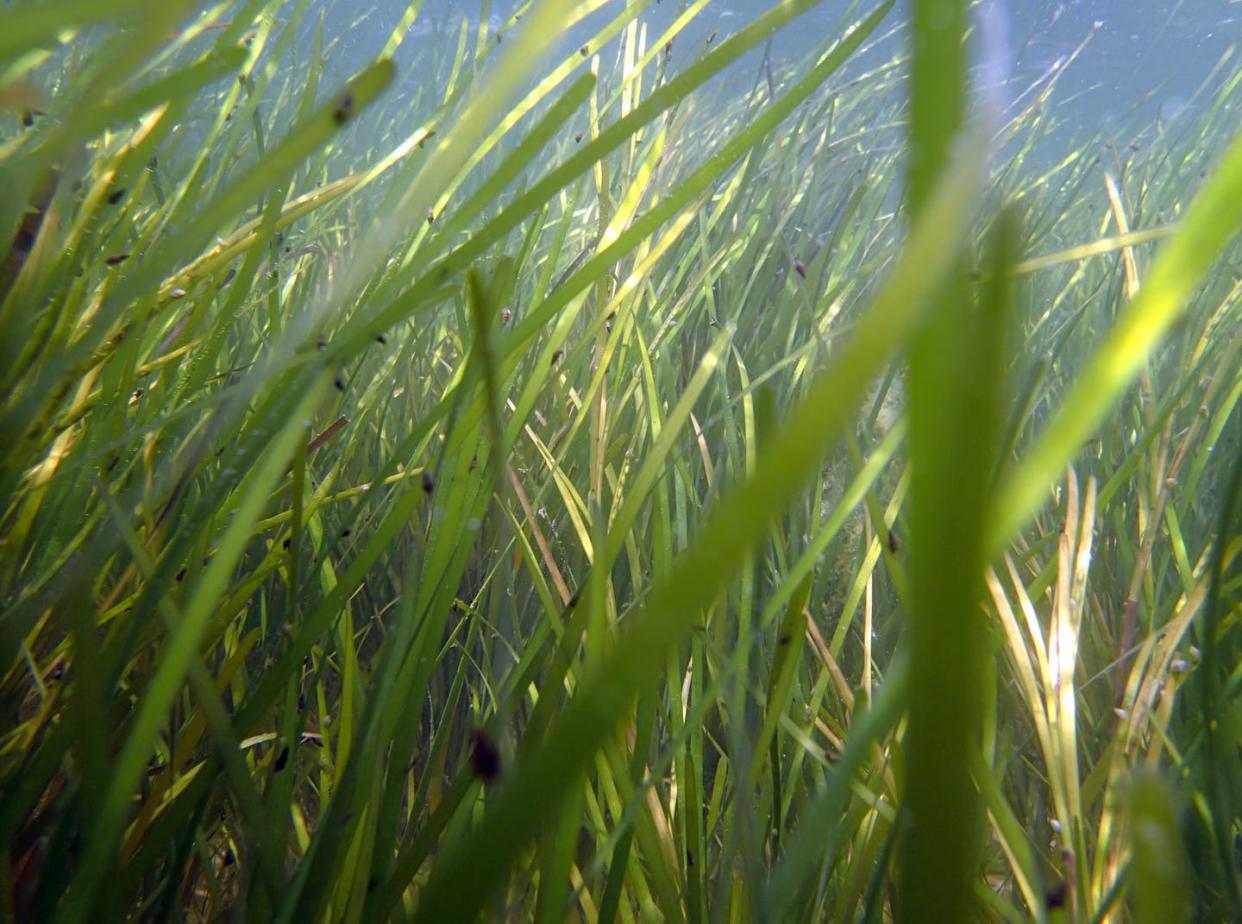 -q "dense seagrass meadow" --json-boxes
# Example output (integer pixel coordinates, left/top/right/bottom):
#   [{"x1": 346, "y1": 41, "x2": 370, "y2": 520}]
[{"x1": 2, "y1": 0, "x2": 1242, "y2": 920}]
